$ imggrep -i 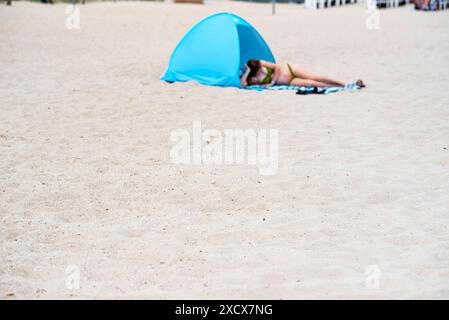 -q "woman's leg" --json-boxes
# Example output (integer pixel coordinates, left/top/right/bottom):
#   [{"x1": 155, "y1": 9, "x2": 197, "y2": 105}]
[
  {"x1": 290, "y1": 64, "x2": 345, "y2": 87},
  {"x1": 290, "y1": 78, "x2": 333, "y2": 88}
]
